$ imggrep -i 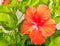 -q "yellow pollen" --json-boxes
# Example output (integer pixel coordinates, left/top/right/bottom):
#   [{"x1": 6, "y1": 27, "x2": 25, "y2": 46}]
[{"x1": 24, "y1": 27, "x2": 33, "y2": 34}]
